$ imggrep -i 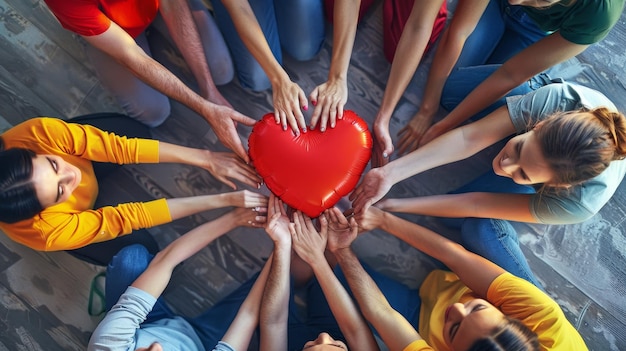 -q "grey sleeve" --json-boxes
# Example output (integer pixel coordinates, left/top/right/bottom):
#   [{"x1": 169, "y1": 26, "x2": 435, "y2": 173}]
[
  {"x1": 212, "y1": 341, "x2": 237, "y2": 351},
  {"x1": 88, "y1": 287, "x2": 155, "y2": 351}
]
